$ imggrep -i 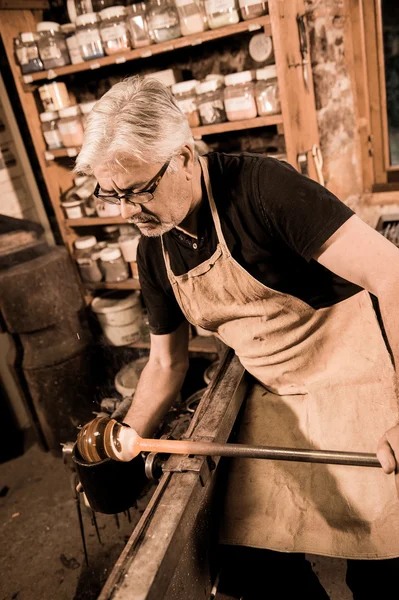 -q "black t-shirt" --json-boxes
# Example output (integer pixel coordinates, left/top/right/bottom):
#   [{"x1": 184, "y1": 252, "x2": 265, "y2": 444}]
[{"x1": 137, "y1": 152, "x2": 362, "y2": 335}]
